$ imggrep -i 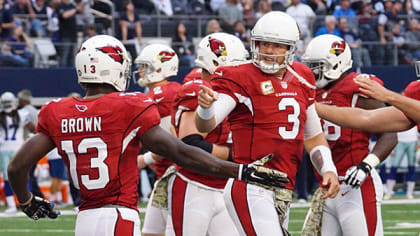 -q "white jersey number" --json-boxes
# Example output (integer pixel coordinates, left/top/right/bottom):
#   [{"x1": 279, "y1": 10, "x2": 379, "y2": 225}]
[
  {"x1": 278, "y1": 97, "x2": 300, "y2": 139},
  {"x1": 61, "y1": 138, "x2": 110, "y2": 190},
  {"x1": 322, "y1": 120, "x2": 341, "y2": 141}
]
